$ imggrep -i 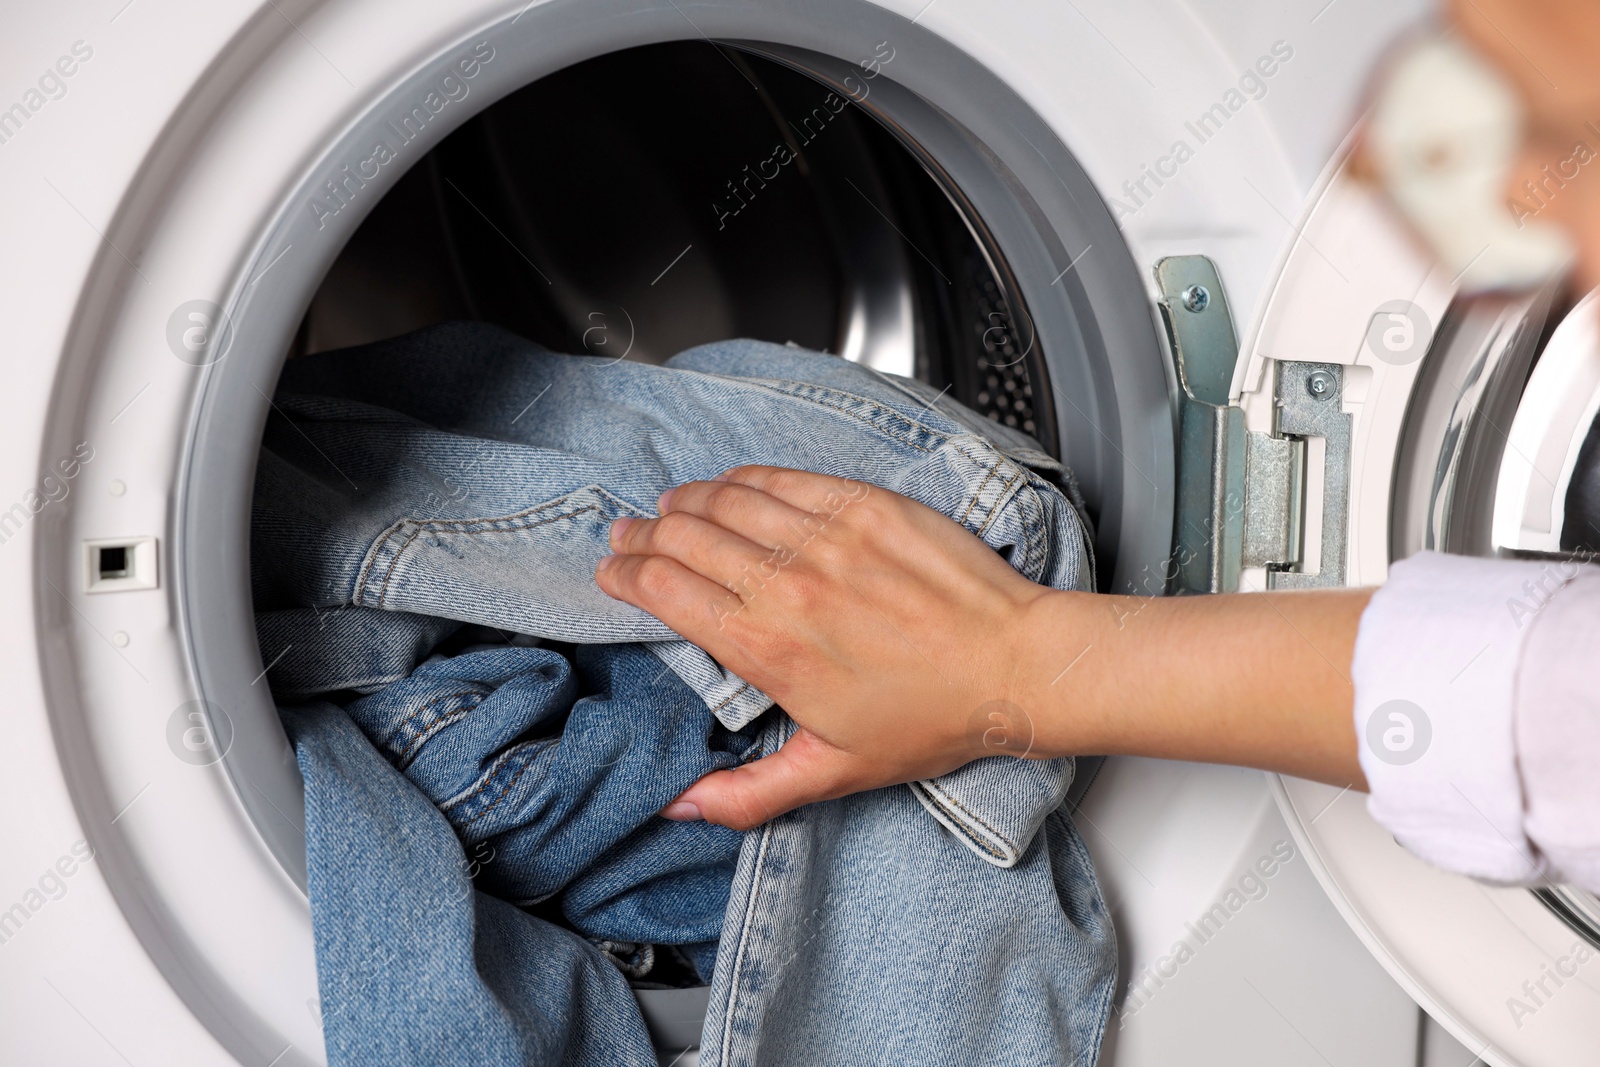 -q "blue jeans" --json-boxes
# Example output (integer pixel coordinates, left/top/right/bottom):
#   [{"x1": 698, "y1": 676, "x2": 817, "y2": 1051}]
[
  {"x1": 253, "y1": 323, "x2": 1093, "y2": 732},
  {"x1": 283, "y1": 640, "x2": 752, "y2": 1065},
  {"x1": 260, "y1": 324, "x2": 1117, "y2": 1065},
  {"x1": 283, "y1": 702, "x2": 661, "y2": 1066}
]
